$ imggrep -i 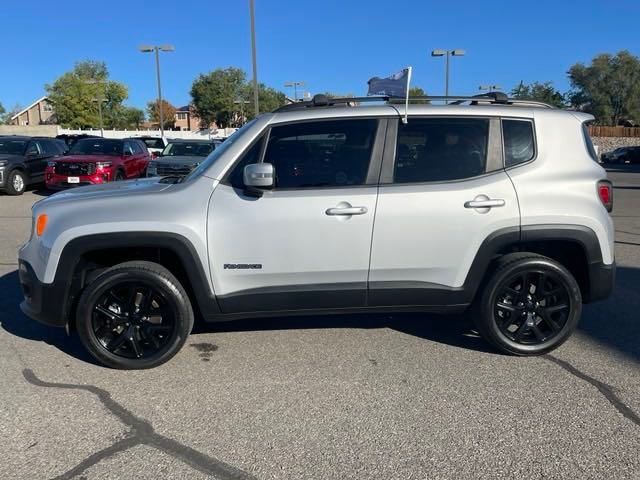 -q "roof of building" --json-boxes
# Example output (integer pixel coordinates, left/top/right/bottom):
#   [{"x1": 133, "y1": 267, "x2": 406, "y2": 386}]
[{"x1": 10, "y1": 96, "x2": 49, "y2": 120}]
